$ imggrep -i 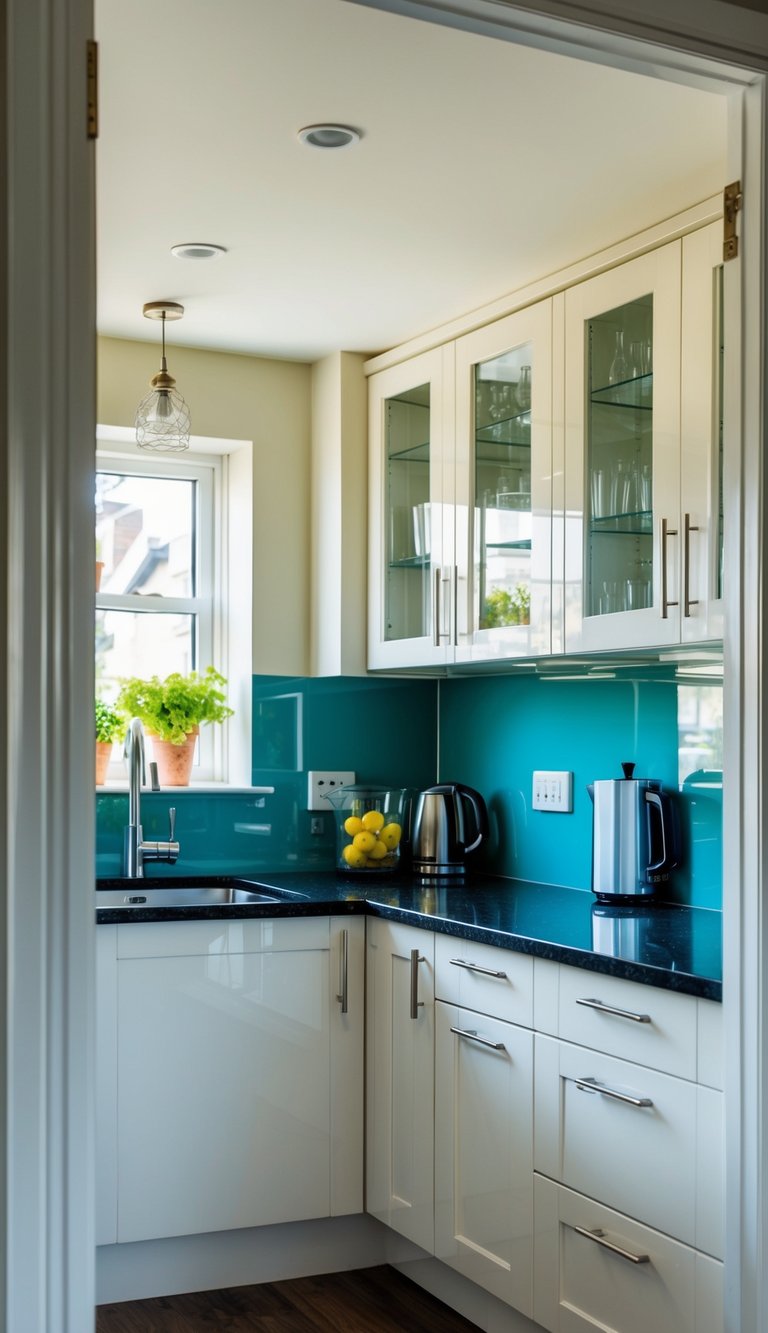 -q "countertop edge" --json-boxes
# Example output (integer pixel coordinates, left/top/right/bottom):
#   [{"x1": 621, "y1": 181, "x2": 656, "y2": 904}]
[{"x1": 95, "y1": 885, "x2": 721, "y2": 1002}]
